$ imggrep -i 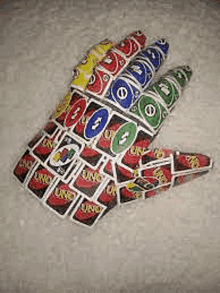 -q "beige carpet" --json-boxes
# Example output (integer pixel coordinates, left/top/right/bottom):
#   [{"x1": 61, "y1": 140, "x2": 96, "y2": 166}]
[{"x1": 0, "y1": 0, "x2": 220, "y2": 292}]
